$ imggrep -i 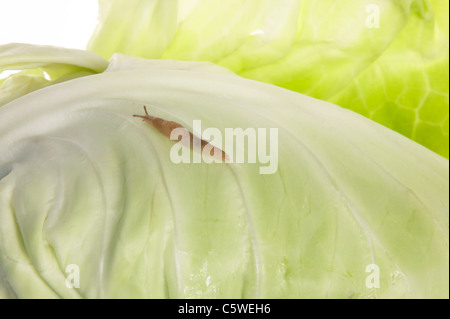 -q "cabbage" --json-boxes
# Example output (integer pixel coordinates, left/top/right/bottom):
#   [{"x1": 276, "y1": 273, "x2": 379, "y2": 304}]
[
  {"x1": 0, "y1": 43, "x2": 108, "y2": 106},
  {"x1": 87, "y1": 0, "x2": 450, "y2": 158},
  {"x1": 0, "y1": 53, "x2": 448, "y2": 299}
]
